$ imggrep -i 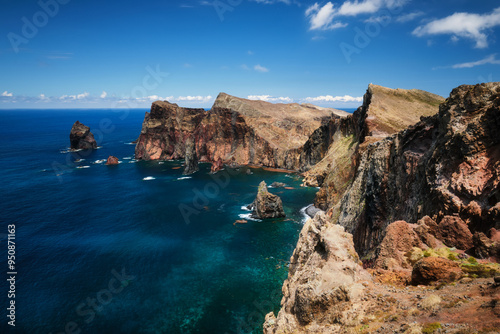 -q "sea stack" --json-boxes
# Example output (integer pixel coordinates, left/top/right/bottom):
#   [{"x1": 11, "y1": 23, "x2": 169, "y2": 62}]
[
  {"x1": 70, "y1": 121, "x2": 97, "y2": 150},
  {"x1": 183, "y1": 137, "x2": 199, "y2": 175},
  {"x1": 249, "y1": 181, "x2": 286, "y2": 219},
  {"x1": 106, "y1": 156, "x2": 119, "y2": 165}
]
